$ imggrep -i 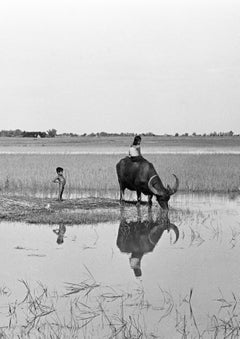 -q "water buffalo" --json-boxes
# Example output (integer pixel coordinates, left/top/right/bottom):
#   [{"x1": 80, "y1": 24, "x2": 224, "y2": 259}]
[
  {"x1": 116, "y1": 157, "x2": 179, "y2": 209},
  {"x1": 117, "y1": 207, "x2": 179, "y2": 277}
]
